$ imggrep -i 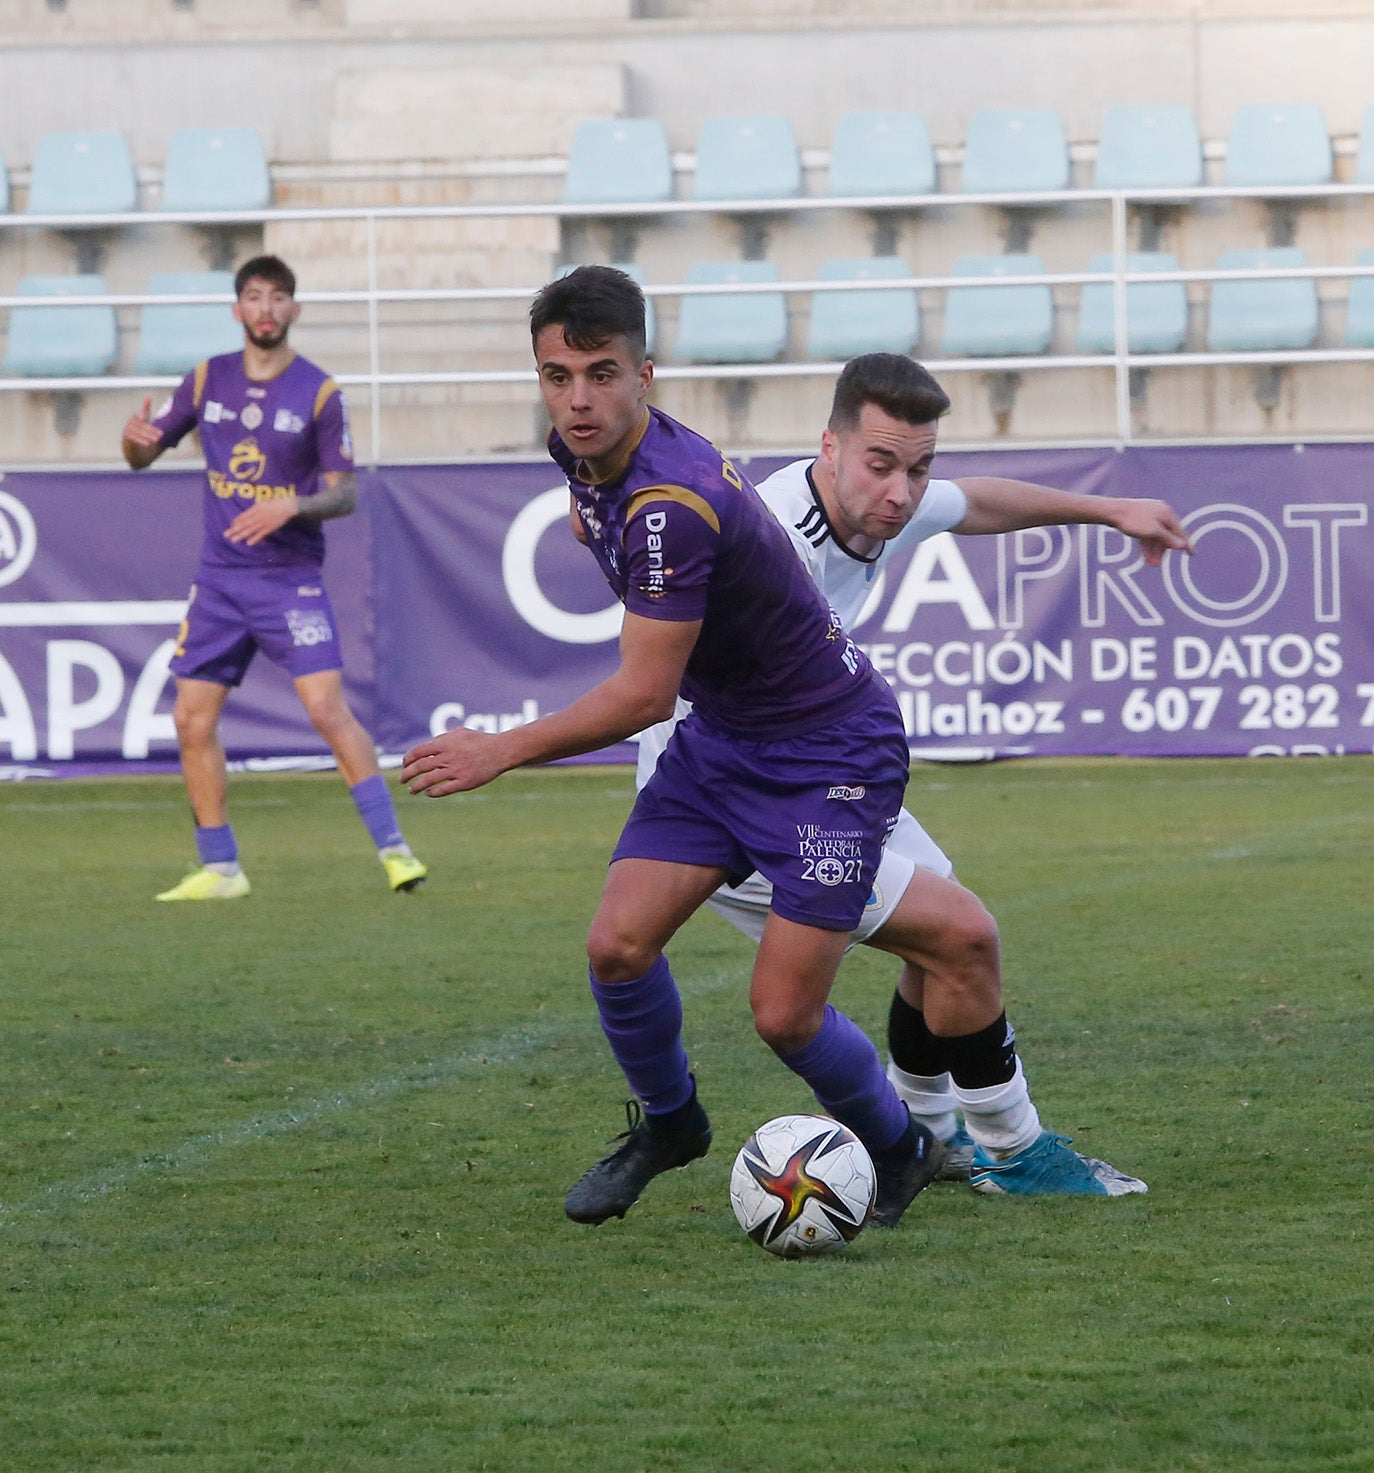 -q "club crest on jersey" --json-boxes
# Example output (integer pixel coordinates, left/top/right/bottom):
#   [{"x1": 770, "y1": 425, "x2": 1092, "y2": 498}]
[
  {"x1": 240, "y1": 403, "x2": 264, "y2": 430},
  {"x1": 827, "y1": 785, "x2": 866, "y2": 801}
]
